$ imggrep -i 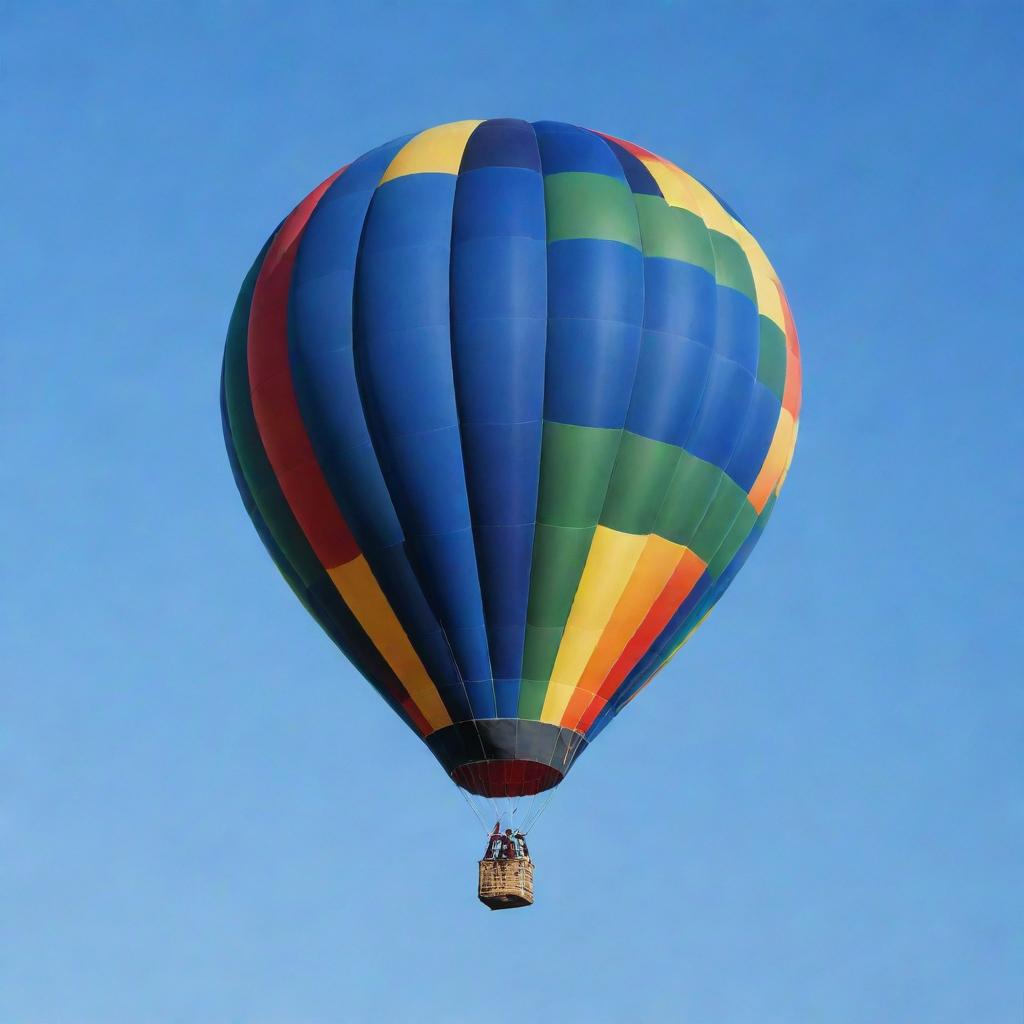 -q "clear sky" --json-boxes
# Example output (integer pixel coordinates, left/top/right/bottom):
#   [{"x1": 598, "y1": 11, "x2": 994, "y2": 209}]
[{"x1": 4, "y1": 3, "x2": 1022, "y2": 1022}]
